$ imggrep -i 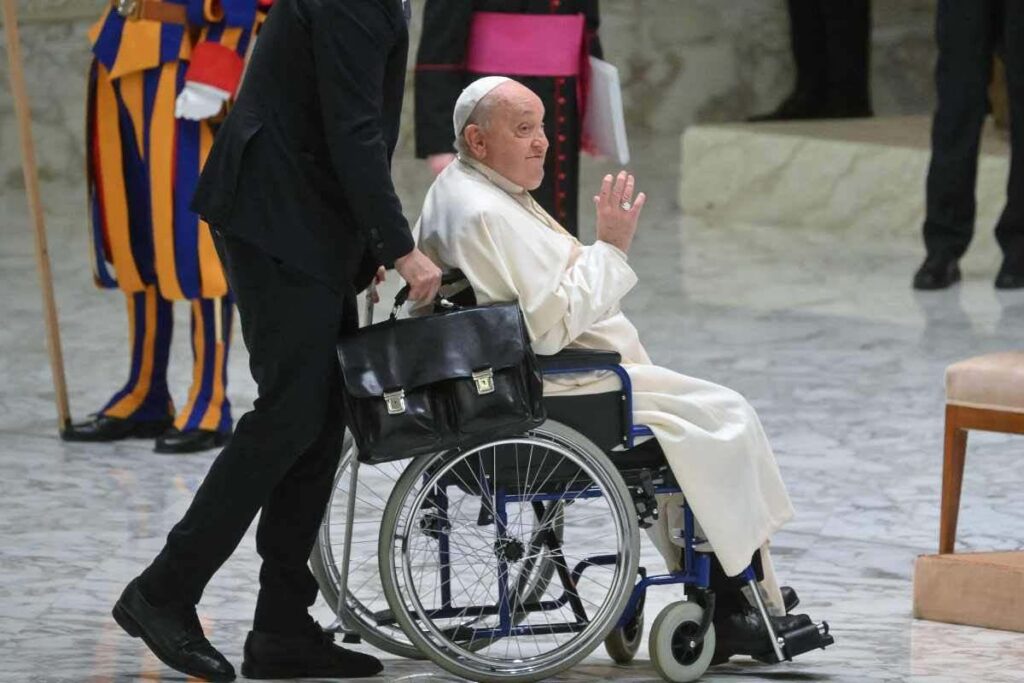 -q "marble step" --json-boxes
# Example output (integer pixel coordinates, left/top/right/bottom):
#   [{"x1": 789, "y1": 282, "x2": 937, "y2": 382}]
[{"x1": 679, "y1": 115, "x2": 1008, "y2": 259}]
